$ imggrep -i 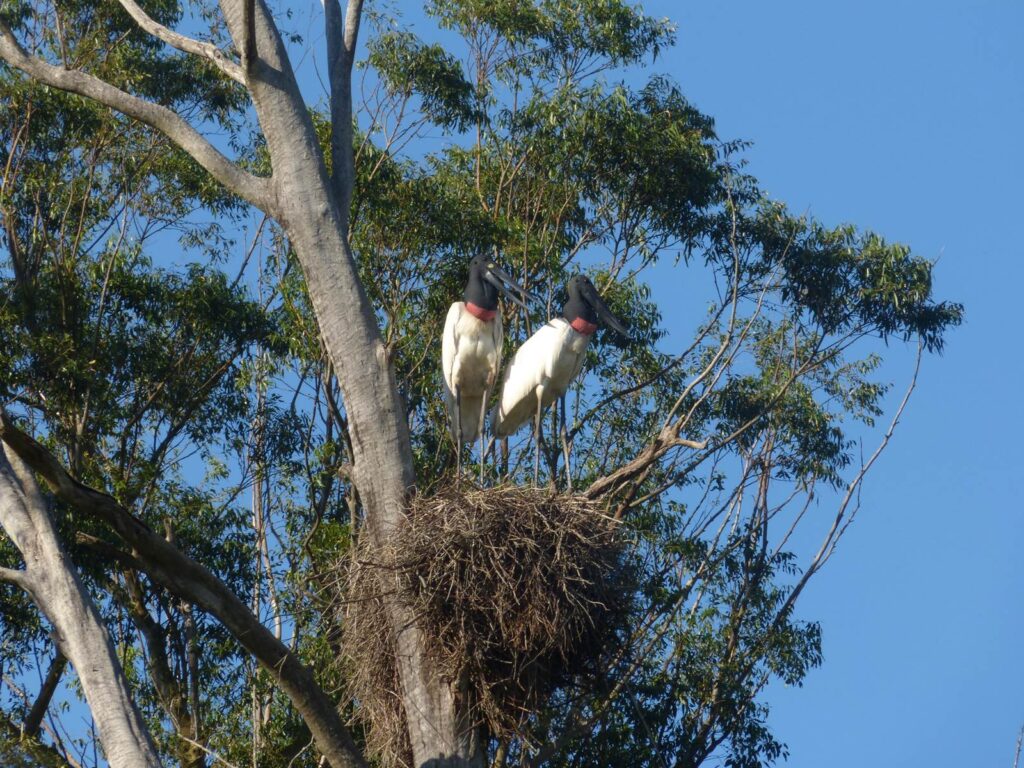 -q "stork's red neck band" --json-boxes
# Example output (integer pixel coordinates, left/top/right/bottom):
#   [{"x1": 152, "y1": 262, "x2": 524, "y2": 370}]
[
  {"x1": 465, "y1": 302, "x2": 497, "y2": 321},
  {"x1": 570, "y1": 316, "x2": 598, "y2": 335}
]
